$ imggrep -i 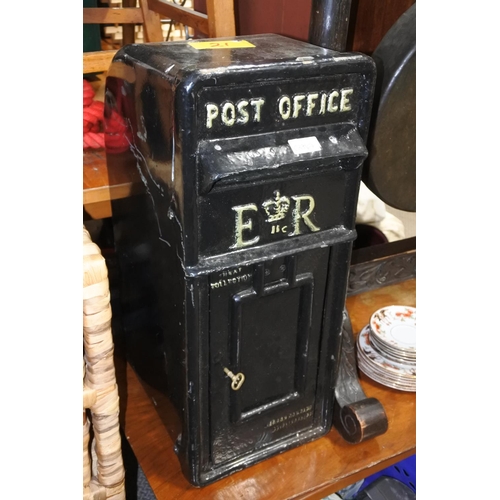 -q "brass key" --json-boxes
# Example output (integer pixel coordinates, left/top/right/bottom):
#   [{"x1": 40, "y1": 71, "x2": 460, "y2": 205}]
[{"x1": 223, "y1": 367, "x2": 245, "y2": 391}]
